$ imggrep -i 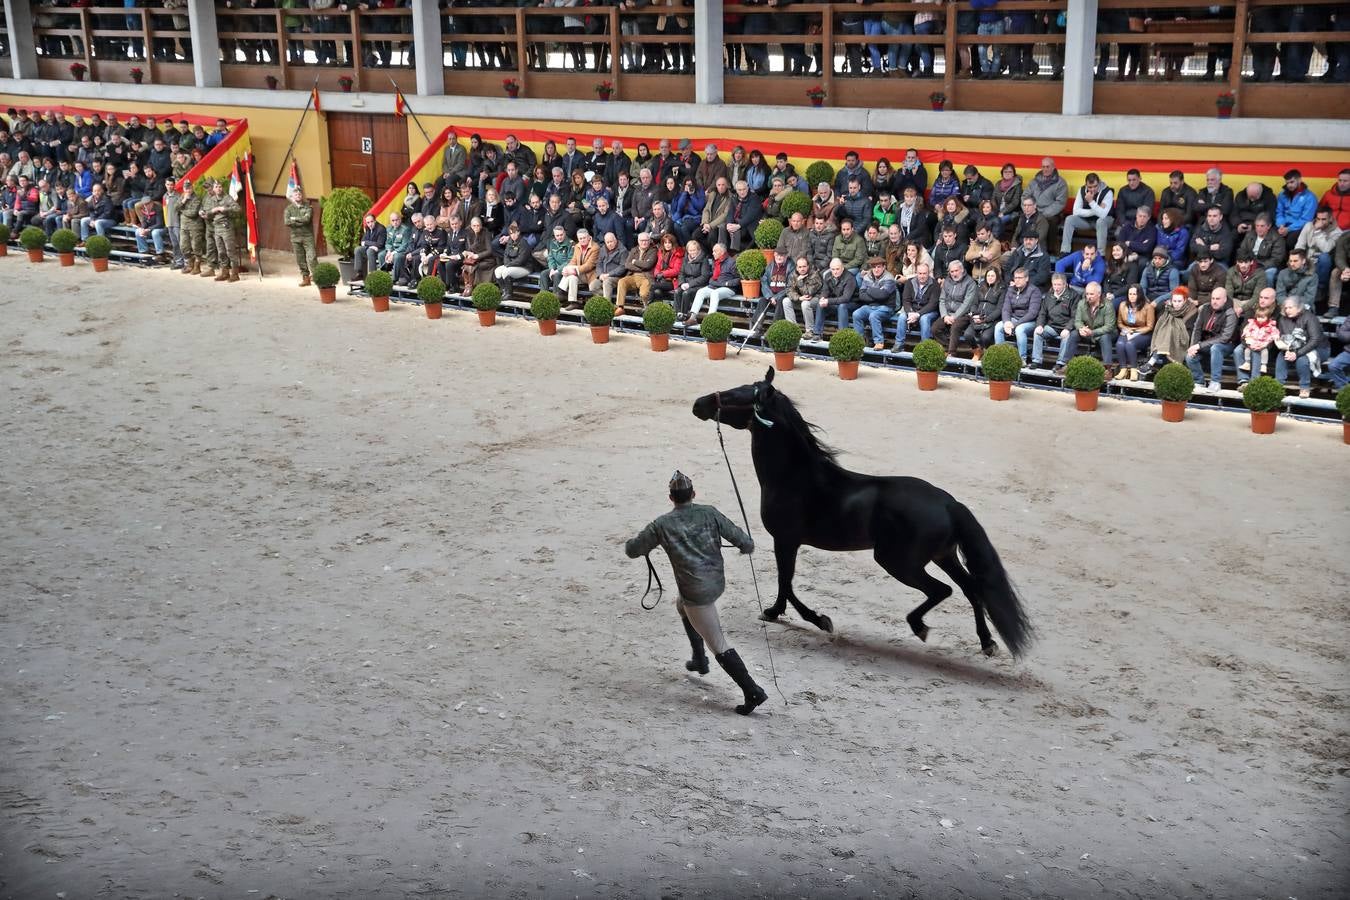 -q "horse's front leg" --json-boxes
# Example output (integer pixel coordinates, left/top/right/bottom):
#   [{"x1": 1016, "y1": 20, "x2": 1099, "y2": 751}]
[{"x1": 765, "y1": 541, "x2": 834, "y2": 633}]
